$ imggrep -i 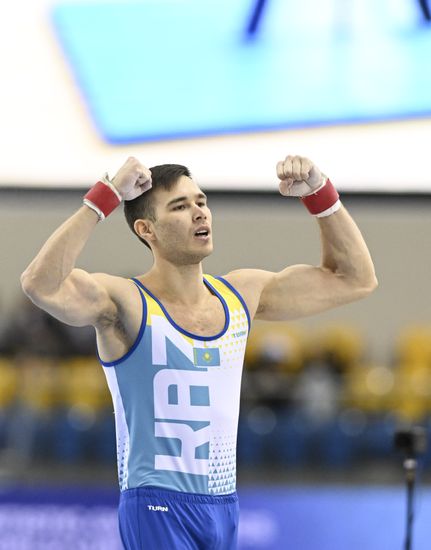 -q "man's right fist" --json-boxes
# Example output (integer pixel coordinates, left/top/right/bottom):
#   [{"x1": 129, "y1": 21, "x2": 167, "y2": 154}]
[{"x1": 112, "y1": 157, "x2": 152, "y2": 201}]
